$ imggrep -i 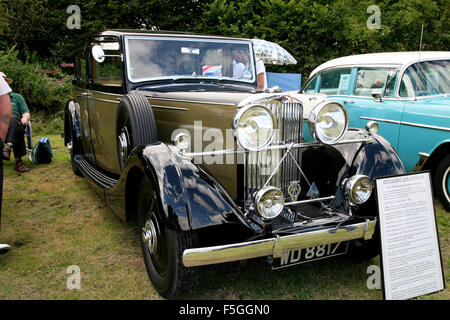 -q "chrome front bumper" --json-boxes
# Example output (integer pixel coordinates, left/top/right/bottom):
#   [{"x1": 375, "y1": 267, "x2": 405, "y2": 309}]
[{"x1": 182, "y1": 220, "x2": 376, "y2": 267}]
